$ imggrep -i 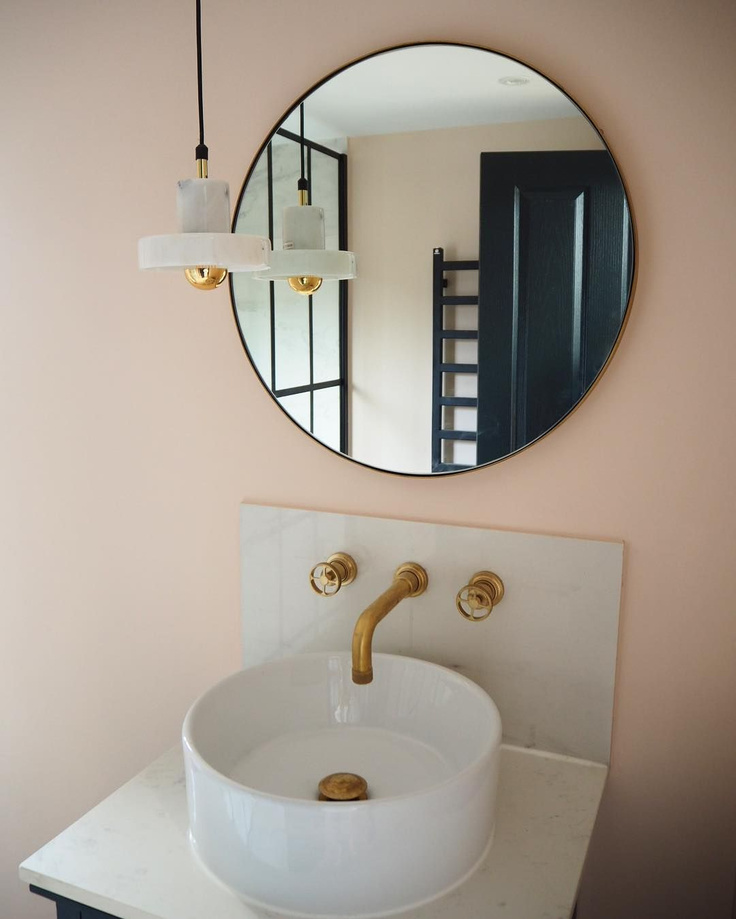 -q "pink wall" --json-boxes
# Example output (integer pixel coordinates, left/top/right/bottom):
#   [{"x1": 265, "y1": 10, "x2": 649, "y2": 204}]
[{"x1": 2, "y1": 1, "x2": 734, "y2": 918}]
